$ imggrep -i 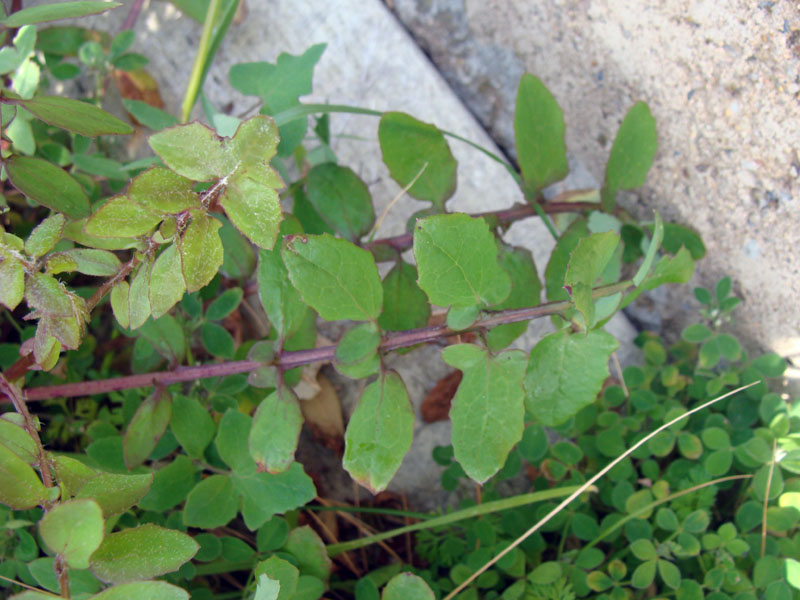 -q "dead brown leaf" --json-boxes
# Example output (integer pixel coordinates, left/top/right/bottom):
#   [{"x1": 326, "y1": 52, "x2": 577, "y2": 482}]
[{"x1": 420, "y1": 370, "x2": 462, "y2": 423}]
